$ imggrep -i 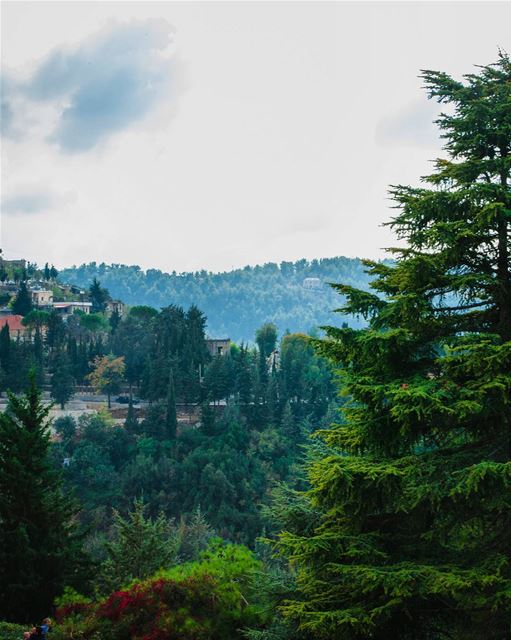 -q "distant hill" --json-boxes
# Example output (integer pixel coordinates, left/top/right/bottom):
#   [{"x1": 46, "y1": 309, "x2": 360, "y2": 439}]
[{"x1": 59, "y1": 257, "x2": 379, "y2": 342}]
